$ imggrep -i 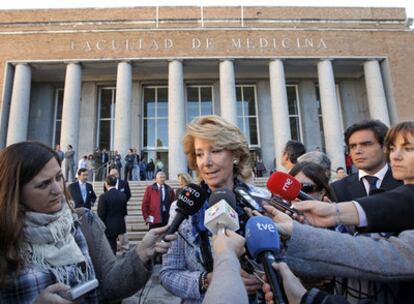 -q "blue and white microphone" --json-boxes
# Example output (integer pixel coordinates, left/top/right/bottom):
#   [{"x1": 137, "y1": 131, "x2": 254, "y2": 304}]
[{"x1": 245, "y1": 216, "x2": 286, "y2": 304}]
